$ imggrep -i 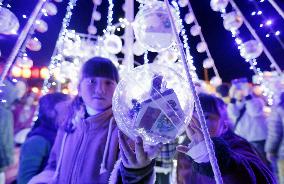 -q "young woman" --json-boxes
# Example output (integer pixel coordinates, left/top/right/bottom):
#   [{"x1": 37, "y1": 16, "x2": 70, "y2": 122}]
[{"x1": 17, "y1": 93, "x2": 70, "y2": 184}]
